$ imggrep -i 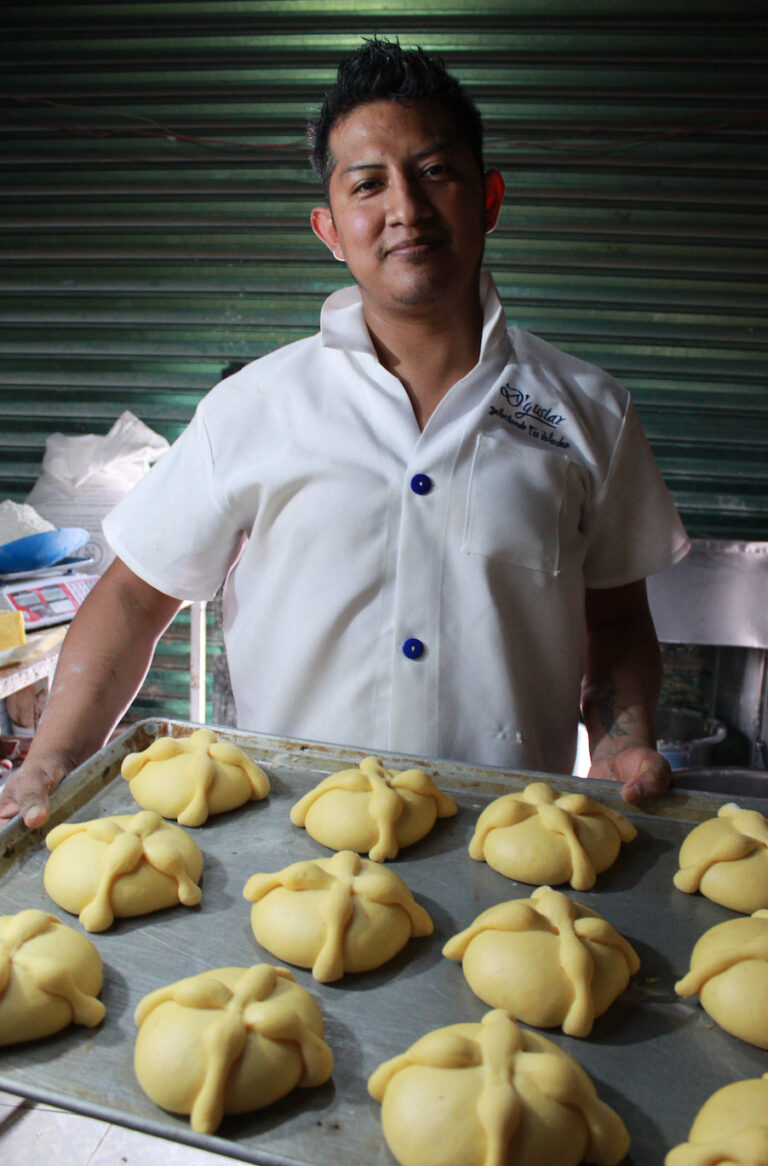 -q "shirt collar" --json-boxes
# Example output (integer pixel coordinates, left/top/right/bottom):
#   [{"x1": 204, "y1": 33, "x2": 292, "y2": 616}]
[{"x1": 319, "y1": 271, "x2": 509, "y2": 365}]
